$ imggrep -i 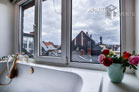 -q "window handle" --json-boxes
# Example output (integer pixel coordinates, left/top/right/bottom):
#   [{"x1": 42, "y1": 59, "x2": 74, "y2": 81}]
[{"x1": 33, "y1": 24, "x2": 36, "y2": 32}]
